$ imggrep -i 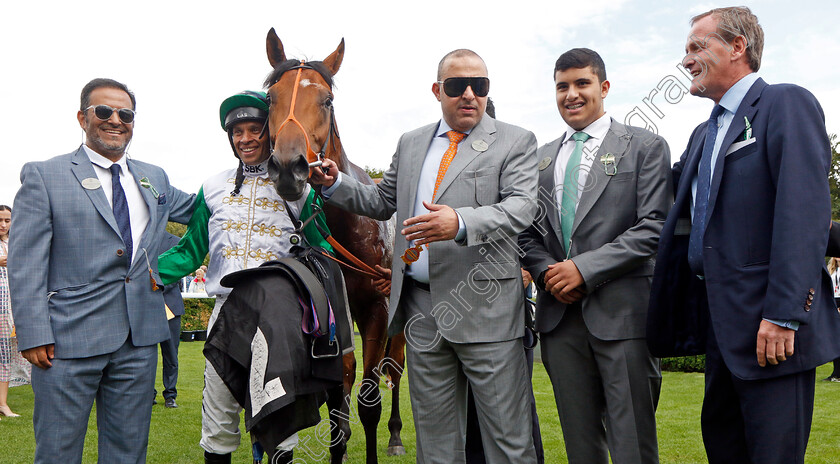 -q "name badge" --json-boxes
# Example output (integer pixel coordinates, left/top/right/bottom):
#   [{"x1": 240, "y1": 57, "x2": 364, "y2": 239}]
[{"x1": 81, "y1": 178, "x2": 101, "y2": 190}]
